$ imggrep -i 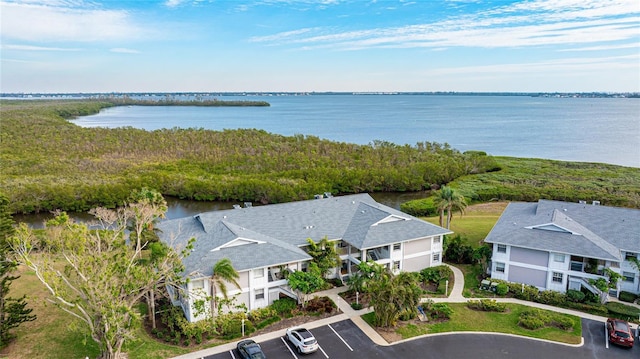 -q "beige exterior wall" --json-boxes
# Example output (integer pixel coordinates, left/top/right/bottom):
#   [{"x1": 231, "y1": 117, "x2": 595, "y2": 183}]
[
  {"x1": 403, "y1": 255, "x2": 429, "y2": 272},
  {"x1": 403, "y1": 237, "x2": 431, "y2": 253}
]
